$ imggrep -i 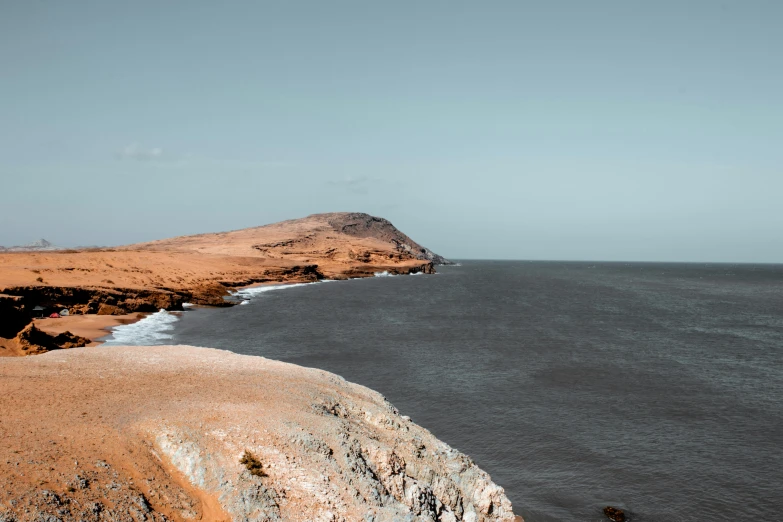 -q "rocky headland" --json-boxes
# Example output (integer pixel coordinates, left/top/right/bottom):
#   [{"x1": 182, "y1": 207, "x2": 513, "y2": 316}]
[
  {"x1": 0, "y1": 213, "x2": 448, "y2": 355},
  {"x1": 0, "y1": 346, "x2": 518, "y2": 521}
]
